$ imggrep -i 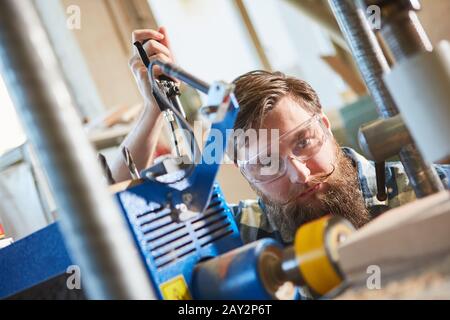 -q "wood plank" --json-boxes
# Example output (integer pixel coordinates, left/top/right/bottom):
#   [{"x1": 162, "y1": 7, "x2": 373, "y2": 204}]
[
  {"x1": 321, "y1": 55, "x2": 367, "y2": 96},
  {"x1": 338, "y1": 191, "x2": 450, "y2": 286}
]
